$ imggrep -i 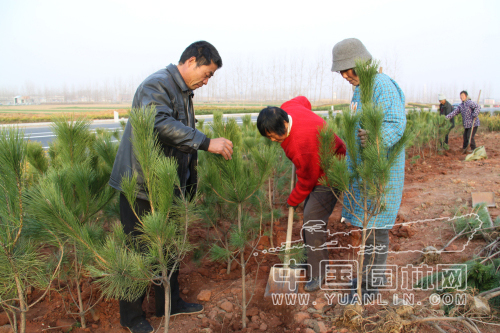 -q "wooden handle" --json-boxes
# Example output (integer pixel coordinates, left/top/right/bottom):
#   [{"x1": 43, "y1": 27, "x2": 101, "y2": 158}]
[{"x1": 284, "y1": 164, "x2": 296, "y2": 266}]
